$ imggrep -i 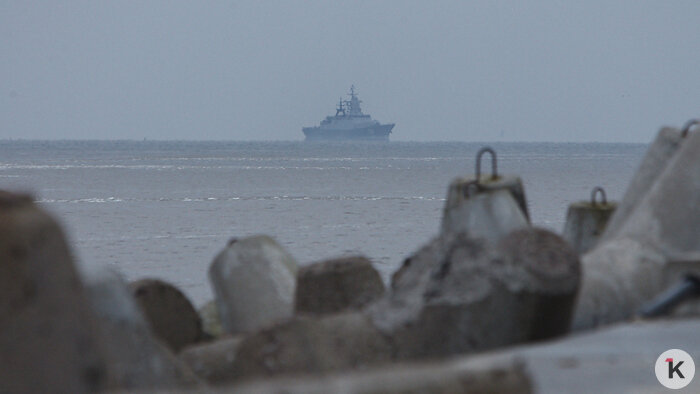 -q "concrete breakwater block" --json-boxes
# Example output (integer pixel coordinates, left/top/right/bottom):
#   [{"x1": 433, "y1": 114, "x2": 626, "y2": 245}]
[
  {"x1": 441, "y1": 148, "x2": 530, "y2": 243},
  {"x1": 294, "y1": 256, "x2": 385, "y2": 315},
  {"x1": 178, "y1": 336, "x2": 243, "y2": 384},
  {"x1": 0, "y1": 192, "x2": 107, "y2": 394},
  {"x1": 371, "y1": 228, "x2": 580, "y2": 360},
  {"x1": 562, "y1": 187, "x2": 617, "y2": 255},
  {"x1": 601, "y1": 126, "x2": 684, "y2": 241},
  {"x1": 574, "y1": 130, "x2": 700, "y2": 330},
  {"x1": 442, "y1": 147, "x2": 530, "y2": 236},
  {"x1": 226, "y1": 312, "x2": 393, "y2": 382},
  {"x1": 236, "y1": 318, "x2": 696, "y2": 394},
  {"x1": 162, "y1": 223, "x2": 576, "y2": 384},
  {"x1": 441, "y1": 186, "x2": 529, "y2": 244},
  {"x1": 209, "y1": 235, "x2": 298, "y2": 334},
  {"x1": 229, "y1": 356, "x2": 531, "y2": 394},
  {"x1": 120, "y1": 319, "x2": 700, "y2": 393},
  {"x1": 129, "y1": 278, "x2": 204, "y2": 352},
  {"x1": 81, "y1": 266, "x2": 200, "y2": 390}
]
